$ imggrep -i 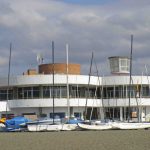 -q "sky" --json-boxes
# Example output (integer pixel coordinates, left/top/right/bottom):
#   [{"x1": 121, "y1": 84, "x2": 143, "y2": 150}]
[{"x1": 0, "y1": 0, "x2": 150, "y2": 76}]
